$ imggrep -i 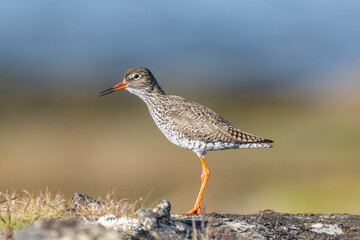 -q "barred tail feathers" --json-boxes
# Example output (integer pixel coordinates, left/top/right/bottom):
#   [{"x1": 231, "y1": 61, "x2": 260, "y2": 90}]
[{"x1": 238, "y1": 138, "x2": 273, "y2": 148}]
